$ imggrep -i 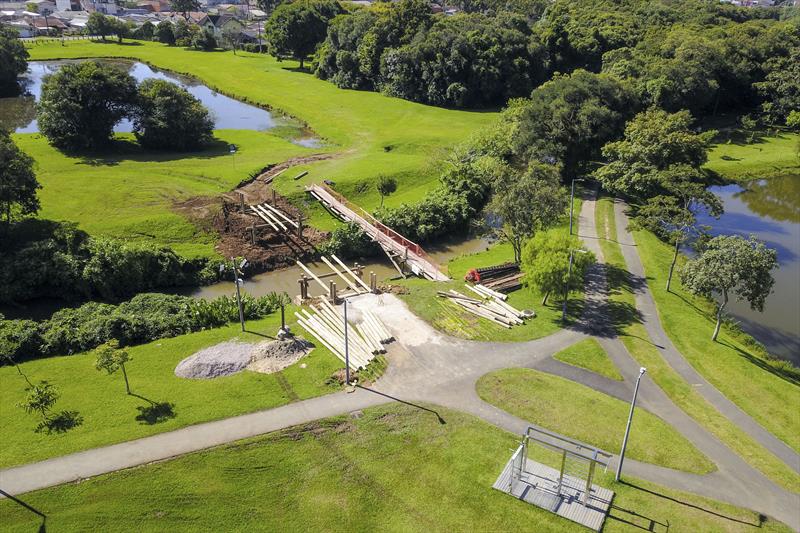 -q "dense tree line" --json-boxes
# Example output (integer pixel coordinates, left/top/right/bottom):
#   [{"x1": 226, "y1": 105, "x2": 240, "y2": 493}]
[
  {"x1": 37, "y1": 61, "x2": 214, "y2": 151},
  {"x1": 307, "y1": 0, "x2": 799, "y2": 114},
  {"x1": 0, "y1": 220, "x2": 217, "y2": 305},
  {"x1": 0, "y1": 292, "x2": 287, "y2": 363}
]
